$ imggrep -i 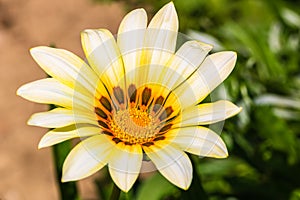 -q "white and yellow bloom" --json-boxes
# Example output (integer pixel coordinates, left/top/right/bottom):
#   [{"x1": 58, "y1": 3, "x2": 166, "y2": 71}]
[{"x1": 17, "y1": 2, "x2": 241, "y2": 192}]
